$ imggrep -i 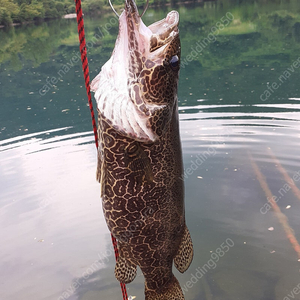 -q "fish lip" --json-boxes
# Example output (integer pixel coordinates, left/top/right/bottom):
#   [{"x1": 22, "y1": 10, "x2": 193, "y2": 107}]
[
  {"x1": 148, "y1": 10, "x2": 179, "y2": 36},
  {"x1": 149, "y1": 10, "x2": 179, "y2": 52}
]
